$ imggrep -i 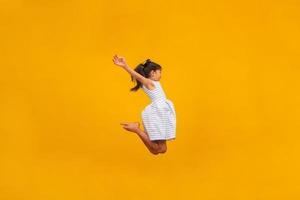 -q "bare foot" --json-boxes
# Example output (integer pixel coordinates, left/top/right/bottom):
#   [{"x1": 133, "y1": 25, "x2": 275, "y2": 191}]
[{"x1": 120, "y1": 122, "x2": 140, "y2": 133}]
